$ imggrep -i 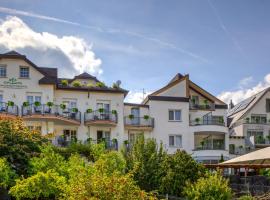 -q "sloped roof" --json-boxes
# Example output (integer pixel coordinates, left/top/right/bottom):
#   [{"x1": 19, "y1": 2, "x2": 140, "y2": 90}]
[
  {"x1": 221, "y1": 147, "x2": 270, "y2": 165},
  {"x1": 227, "y1": 87, "x2": 270, "y2": 127},
  {"x1": 142, "y1": 73, "x2": 227, "y2": 106}
]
